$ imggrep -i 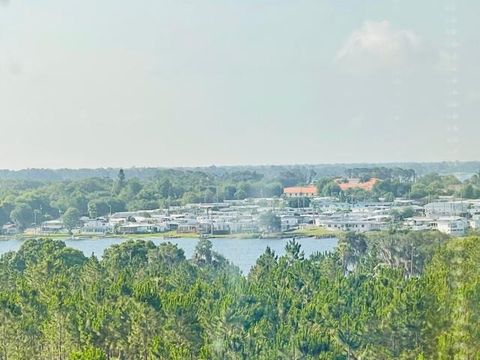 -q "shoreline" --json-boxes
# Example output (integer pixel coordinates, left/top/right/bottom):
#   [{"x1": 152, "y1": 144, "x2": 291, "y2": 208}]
[{"x1": 0, "y1": 228, "x2": 340, "y2": 242}]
